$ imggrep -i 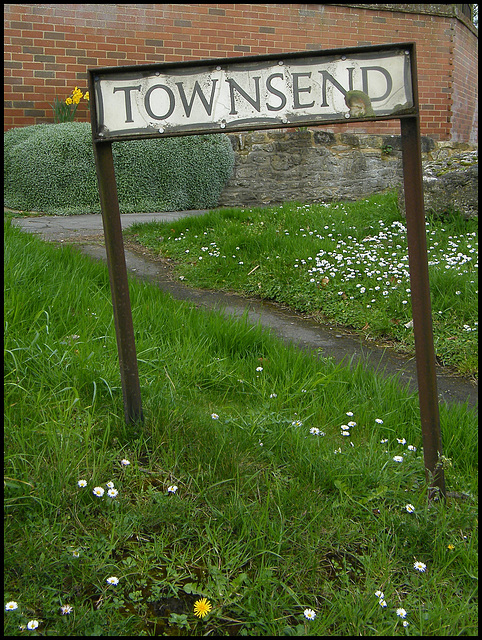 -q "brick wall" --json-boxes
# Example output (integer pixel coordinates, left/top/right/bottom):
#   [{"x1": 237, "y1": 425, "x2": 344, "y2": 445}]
[
  {"x1": 451, "y1": 16, "x2": 478, "y2": 143},
  {"x1": 4, "y1": 3, "x2": 478, "y2": 141}
]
